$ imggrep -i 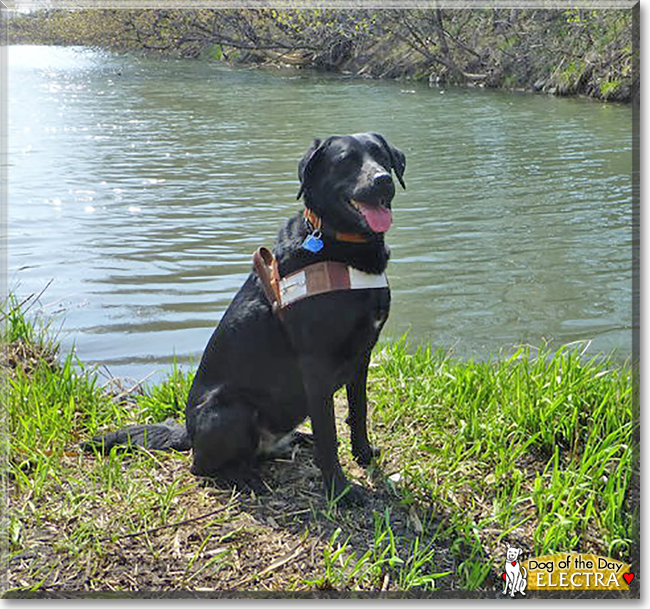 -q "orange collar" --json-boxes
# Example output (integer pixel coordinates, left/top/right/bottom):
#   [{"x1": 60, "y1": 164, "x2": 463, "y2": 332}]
[{"x1": 303, "y1": 208, "x2": 370, "y2": 244}]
